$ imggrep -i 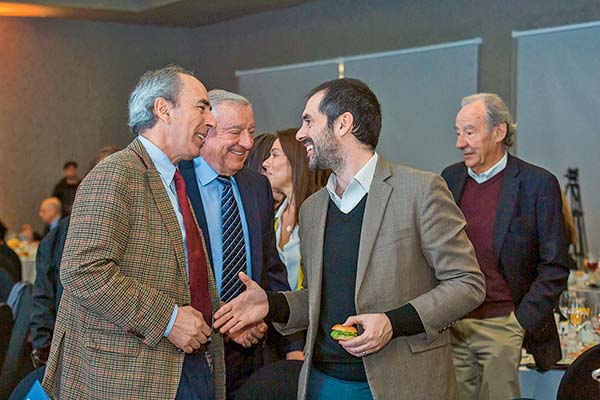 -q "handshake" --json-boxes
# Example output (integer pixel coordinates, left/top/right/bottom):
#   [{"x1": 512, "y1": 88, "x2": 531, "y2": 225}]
[{"x1": 167, "y1": 272, "x2": 269, "y2": 353}]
